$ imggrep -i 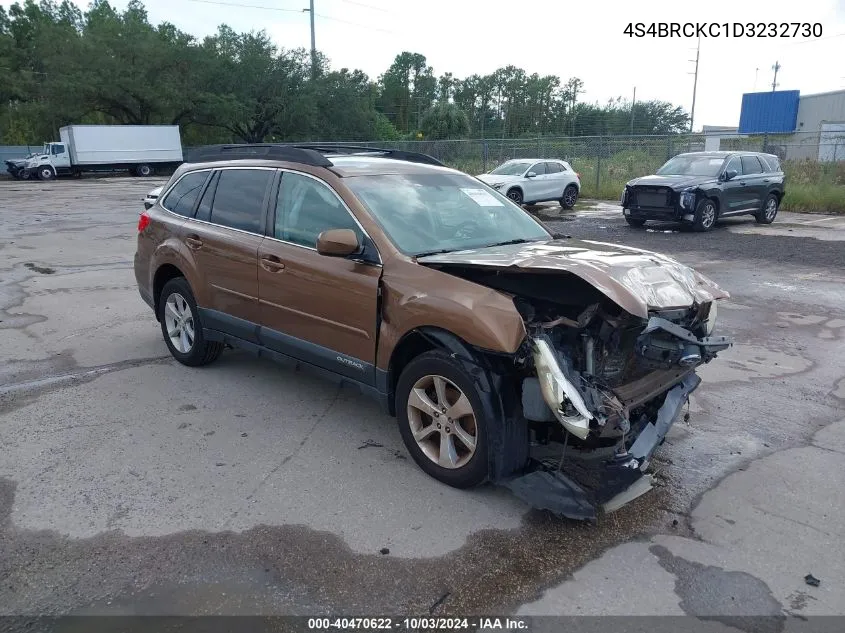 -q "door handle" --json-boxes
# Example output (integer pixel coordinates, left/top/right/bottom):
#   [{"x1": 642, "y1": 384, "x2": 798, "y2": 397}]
[
  {"x1": 260, "y1": 255, "x2": 285, "y2": 272},
  {"x1": 739, "y1": 181, "x2": 747, "y2": 186},
  {"x1": 185, "y1": 235, "x2": 203, "y2": 250},
  {"x1": 763, "y1": 178, "x2": 770, "y2": 183}
]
